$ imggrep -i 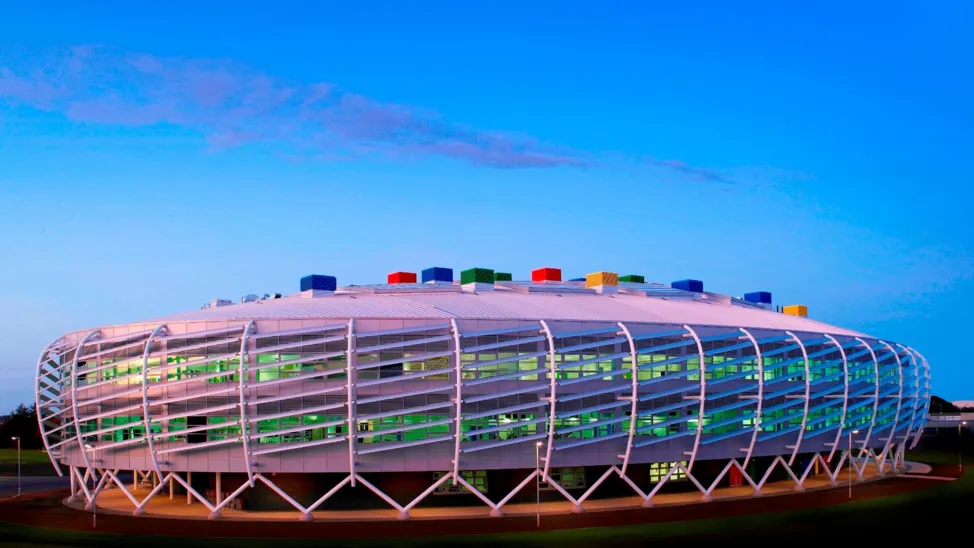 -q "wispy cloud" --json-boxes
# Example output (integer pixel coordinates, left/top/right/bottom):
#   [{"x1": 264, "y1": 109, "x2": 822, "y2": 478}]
[
  {"x1": 0, "y1": 45, "x2": 735, "y2": 179},
  {"x1": 651, "y1": 159, "x2": 735, "y2": 184}
]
